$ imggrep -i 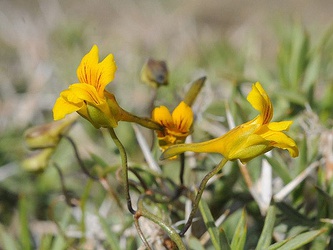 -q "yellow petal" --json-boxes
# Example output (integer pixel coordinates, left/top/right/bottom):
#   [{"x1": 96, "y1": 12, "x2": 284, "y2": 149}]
[
  {"x1": 96, "y1": 53, "x2": 117, "y2": 95},
  {"x1": 77, "y1": 45, "x2": 99, "y2": 84},
  {"x1": 260, "y1": 131, "x2": 299, "y2": 157},
  {"x1": 172, "y1": 101, "x2": 193, "y2": 133},
  {"x1": 60, "y1": 89, "x2": 82, "y2": 103},
  {"x1": 152, "y1": 106, "x2": 173, "y2": 128},
  {"x1": 69, "y1": 83, "x2": 102, "y2": 105},
  {"x1": 247, "y1": 82, "x2": 273, "y2": 124},
  {"x1": 53, "y1": 96, "x2": 82, "y2": 120},
  {"x1": 267, "y1": 121, "x2": 292, "y2": 131},
  {"x1": 76, "y1": 45, "x2": 117, "y2": 95}
]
